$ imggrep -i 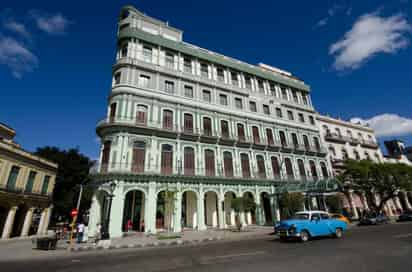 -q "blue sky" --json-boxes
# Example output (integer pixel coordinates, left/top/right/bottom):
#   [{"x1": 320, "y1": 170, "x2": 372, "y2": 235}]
[{"x1": 1, "y1": 0, "x2": 411, "y2": 159}]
